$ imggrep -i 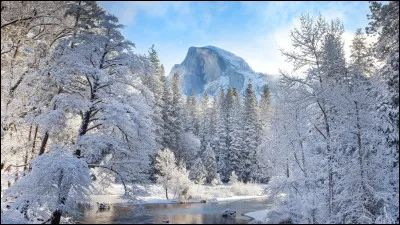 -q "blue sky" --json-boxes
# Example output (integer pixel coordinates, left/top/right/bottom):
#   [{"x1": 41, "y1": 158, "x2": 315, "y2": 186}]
[{"x1": 99, "y1": 1, "x2": 372, "y2": 76}]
